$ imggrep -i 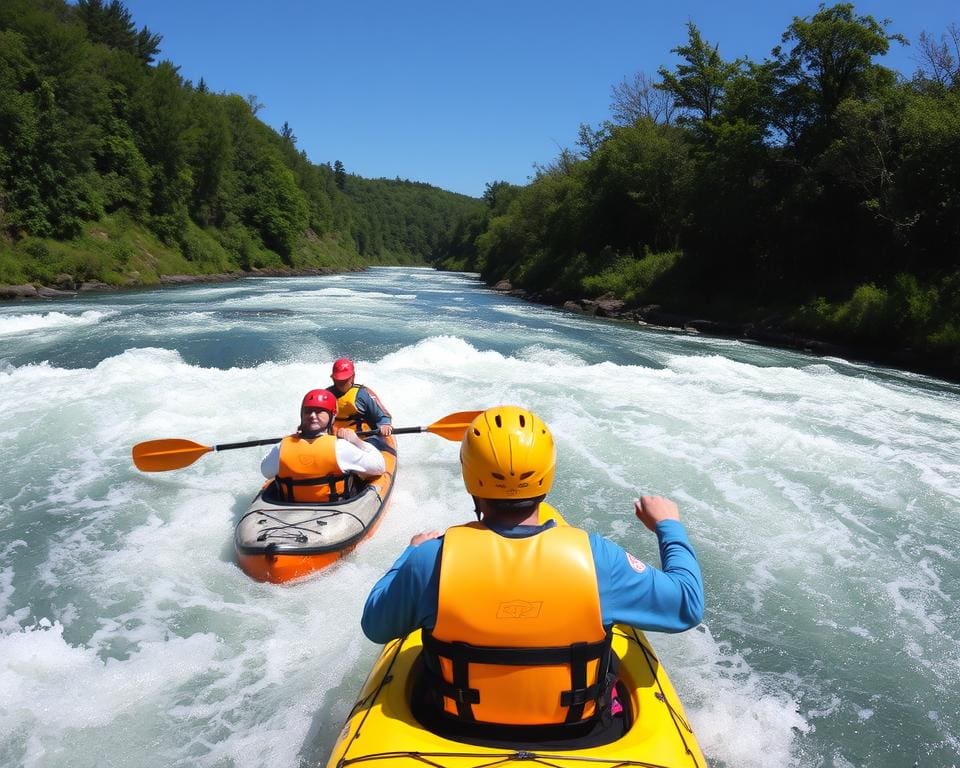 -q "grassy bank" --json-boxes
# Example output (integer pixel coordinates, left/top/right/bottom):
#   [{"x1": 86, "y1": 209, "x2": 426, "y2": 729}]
[{"x1": 0, "y1": 213, "x2": 379, "y2": 289}]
